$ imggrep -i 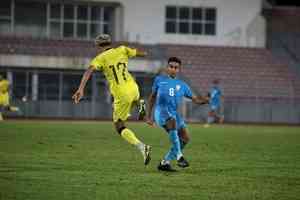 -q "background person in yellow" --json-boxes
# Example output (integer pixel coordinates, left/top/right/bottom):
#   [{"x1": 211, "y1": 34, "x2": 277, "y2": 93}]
[
  {"x1": 0, "y1": 75, "x2": 19, "y2": 121},
  {"x1": 72, "y1": 34, "x2": 151, "y2": 165}
]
